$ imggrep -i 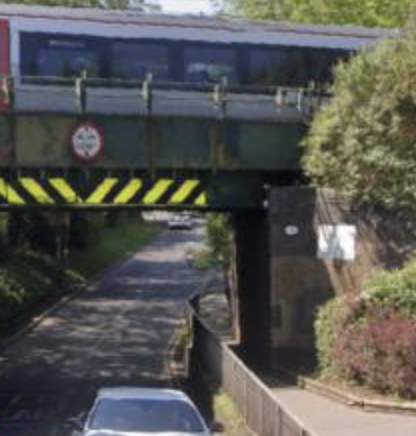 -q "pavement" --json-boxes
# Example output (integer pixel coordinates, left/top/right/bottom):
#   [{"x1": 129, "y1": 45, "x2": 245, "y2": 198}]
[
  {"x1": 0, "y1": 226, "x2": 212, "y2": 436},
  {"x1": 272, "y1": 387, "x2": 415, "y2": 436},
  {"x1": 198, "y1": 292, "x2": 416, "y2": 436}
]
